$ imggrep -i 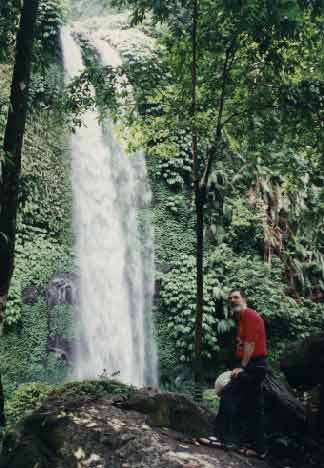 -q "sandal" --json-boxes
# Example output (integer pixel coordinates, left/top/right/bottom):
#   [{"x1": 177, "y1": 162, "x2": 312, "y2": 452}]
[
  {"x1": 192, "y1": 437, "x2": 227, "y2": 449},
  {"x1": 237, "y1": 447, "x2": 267, "y2": 460}
]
